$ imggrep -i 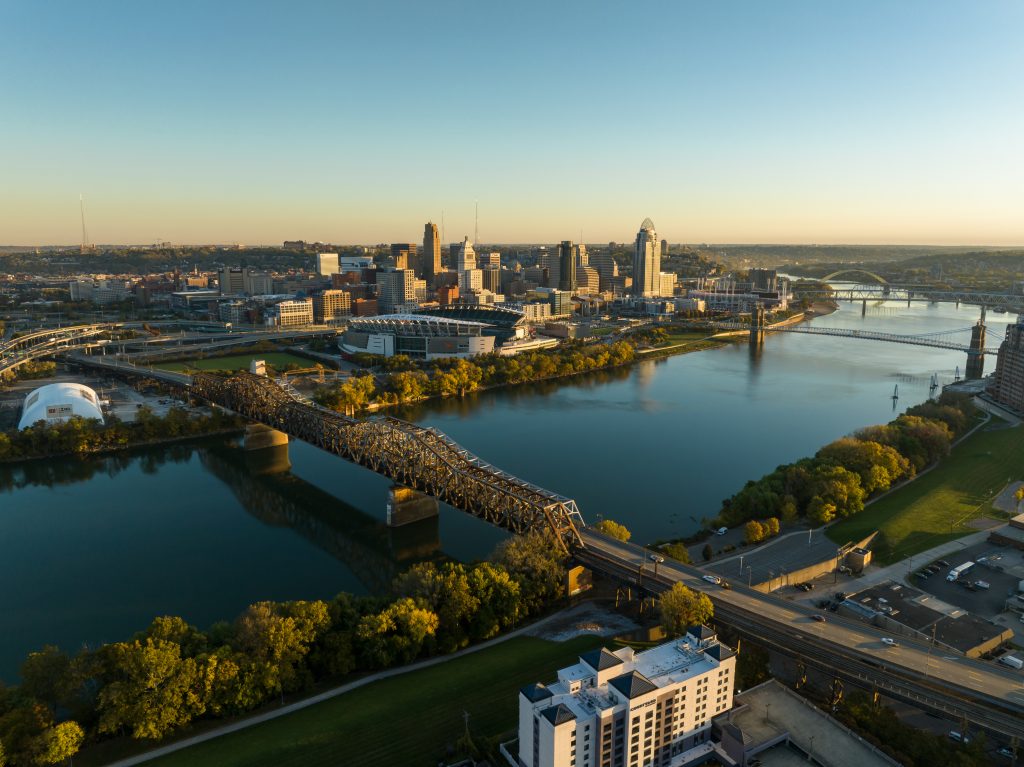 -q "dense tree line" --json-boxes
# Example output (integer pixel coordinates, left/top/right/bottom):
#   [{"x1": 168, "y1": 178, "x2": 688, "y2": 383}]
[
  {"x1": 838, "y1": 691, "x2": 991, "y2": 766},
  {"x1": 718, "y1": 392, "x2": 977, "y2": 529},
  {"x1": 0, "y1": 531, "x2": 567, "y2": 763},
  {"x1": 315, "y1": 340, "x2": 637, "y2": 413},
  {"x1": 0, "y1": 408, "x2": 243, "y2": 463},
  {"x1": 0, "y1": 362, "x2": 56, "y2": 386}
]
